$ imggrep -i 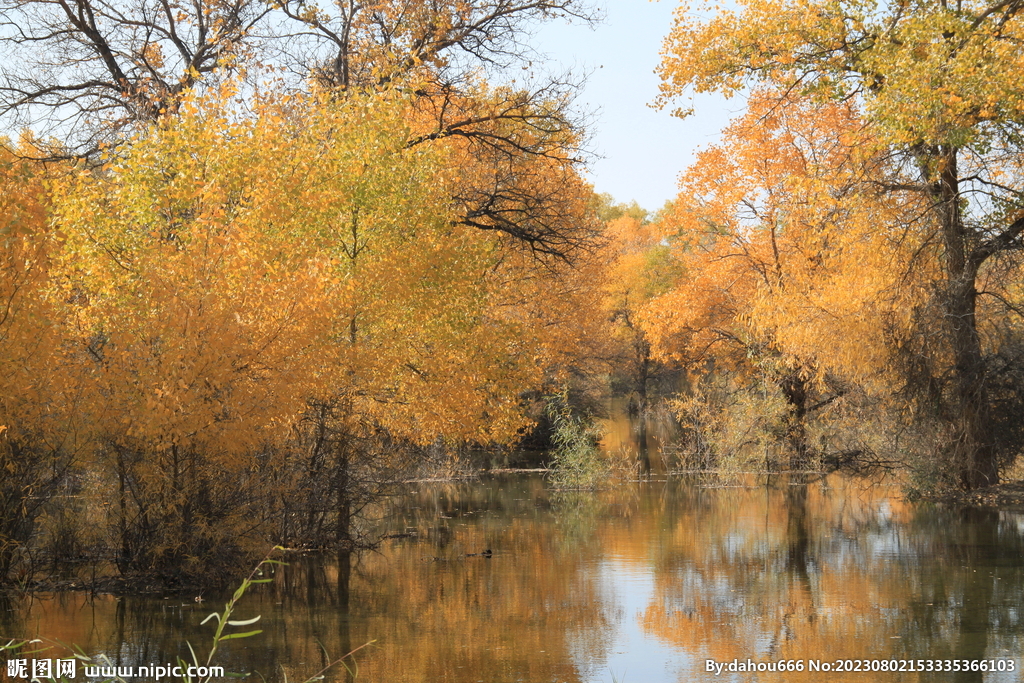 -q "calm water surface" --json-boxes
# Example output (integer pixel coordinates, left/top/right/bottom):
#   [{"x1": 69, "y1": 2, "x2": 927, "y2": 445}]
[{"x1": 4, "y1": 473, "x2": 1024, "y2": 682}]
